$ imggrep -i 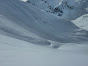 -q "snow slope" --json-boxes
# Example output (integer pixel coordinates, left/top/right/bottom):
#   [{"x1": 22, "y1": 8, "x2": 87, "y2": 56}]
[
  {"x1": 0, "y1": 0, "x2": 88, "y2": 46},
  {"x1": 72, "y1": 14, "x2": 88, "y2": 31},
  {"x1": 0, "y1": 34, "x2": 88, "y2": 66},
  {"x1": 0, "y1": 0, "x2": 88, "y2": 66},
  {"x1": 60, "y1": 0, "x2": 88, "y2": 20},
  {"x1": 25, "y1": 0, "x2": 88, "y2": 20}
]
